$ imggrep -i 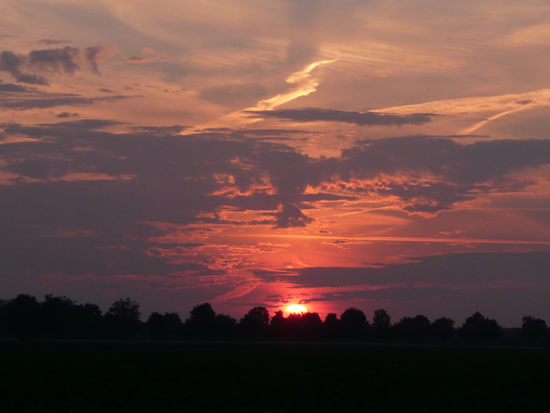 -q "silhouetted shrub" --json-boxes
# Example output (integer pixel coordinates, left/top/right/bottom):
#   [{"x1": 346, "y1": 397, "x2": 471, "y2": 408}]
[
  {"x1": 521, "y1": 315, "x2": 547, "y2": 339},
  {"x1": 460, "y1": 312, "x2": 502, "y2": 339},
  {"x1": 431, "y1": 317, "x2": 455, "y2": 339}
]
